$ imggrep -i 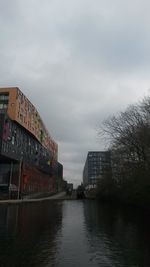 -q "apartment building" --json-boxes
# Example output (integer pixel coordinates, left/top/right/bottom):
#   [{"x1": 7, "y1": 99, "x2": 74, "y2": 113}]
[
  {"x1": 83, "y1": 151, "x2": 111, "y2": 188},
  {"x1": 0, "y1": 87, "x2": 62, "y2": 199}
]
